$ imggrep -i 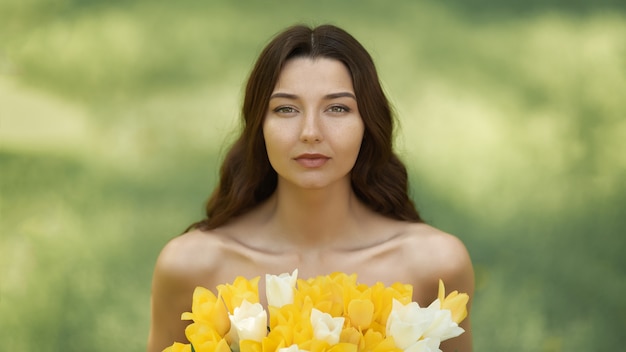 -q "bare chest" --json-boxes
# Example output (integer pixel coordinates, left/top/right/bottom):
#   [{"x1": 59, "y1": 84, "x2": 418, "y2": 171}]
[{"x1": 200, "y1": 239, "x2": 436, "y2": 306}]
